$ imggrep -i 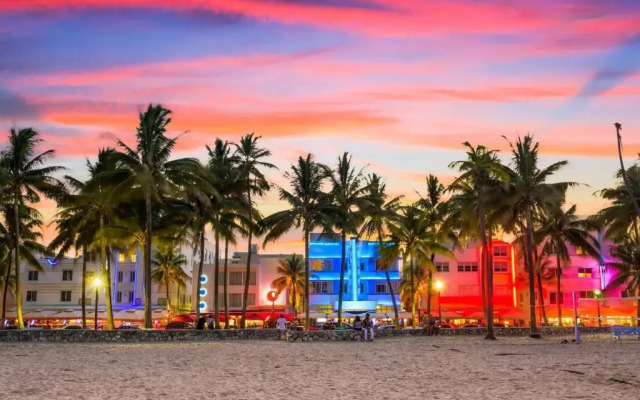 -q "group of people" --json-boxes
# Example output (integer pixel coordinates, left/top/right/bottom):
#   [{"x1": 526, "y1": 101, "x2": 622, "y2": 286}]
[
  {"x1": 353, "y1": 314, "x2": 375, "y2": 342},
  {"x1": 422, "y1": 315, "x2": 440, "y2": 336}
]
